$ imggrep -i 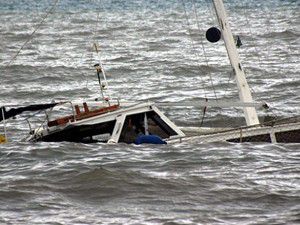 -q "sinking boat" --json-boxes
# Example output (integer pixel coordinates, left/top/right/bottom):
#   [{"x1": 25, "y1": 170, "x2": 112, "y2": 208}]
[
  {"x1": 175, "y1": 0, "x2": 300, "y2": 143},
  {"x1": 1, "y1": 0, "x2": 299, "y2": 144},
  {"x1": 24, "y1": 101, "x2": 185, "y2": 144},
  {"x1": 1, "y1": 64, "x2": 185, "y2": 144}
]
